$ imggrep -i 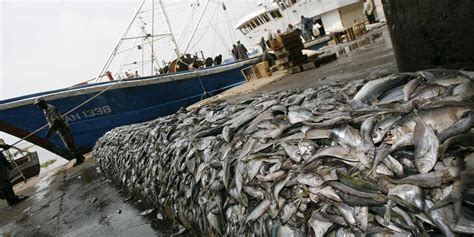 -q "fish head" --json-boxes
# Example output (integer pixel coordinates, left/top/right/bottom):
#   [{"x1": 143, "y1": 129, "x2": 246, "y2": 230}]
[
  {"x1": 388, "y1": 184, "x2": 424, "y2": 212},
  {"x1": 372, "y1": 125, "x2": 387, "y2": 144},
  {"x1": 297, "y1": 140, "x2": 318, "y2": 160},
  {"x1": 383, "y1": 129, "x2": 400, "y2": 145}
]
